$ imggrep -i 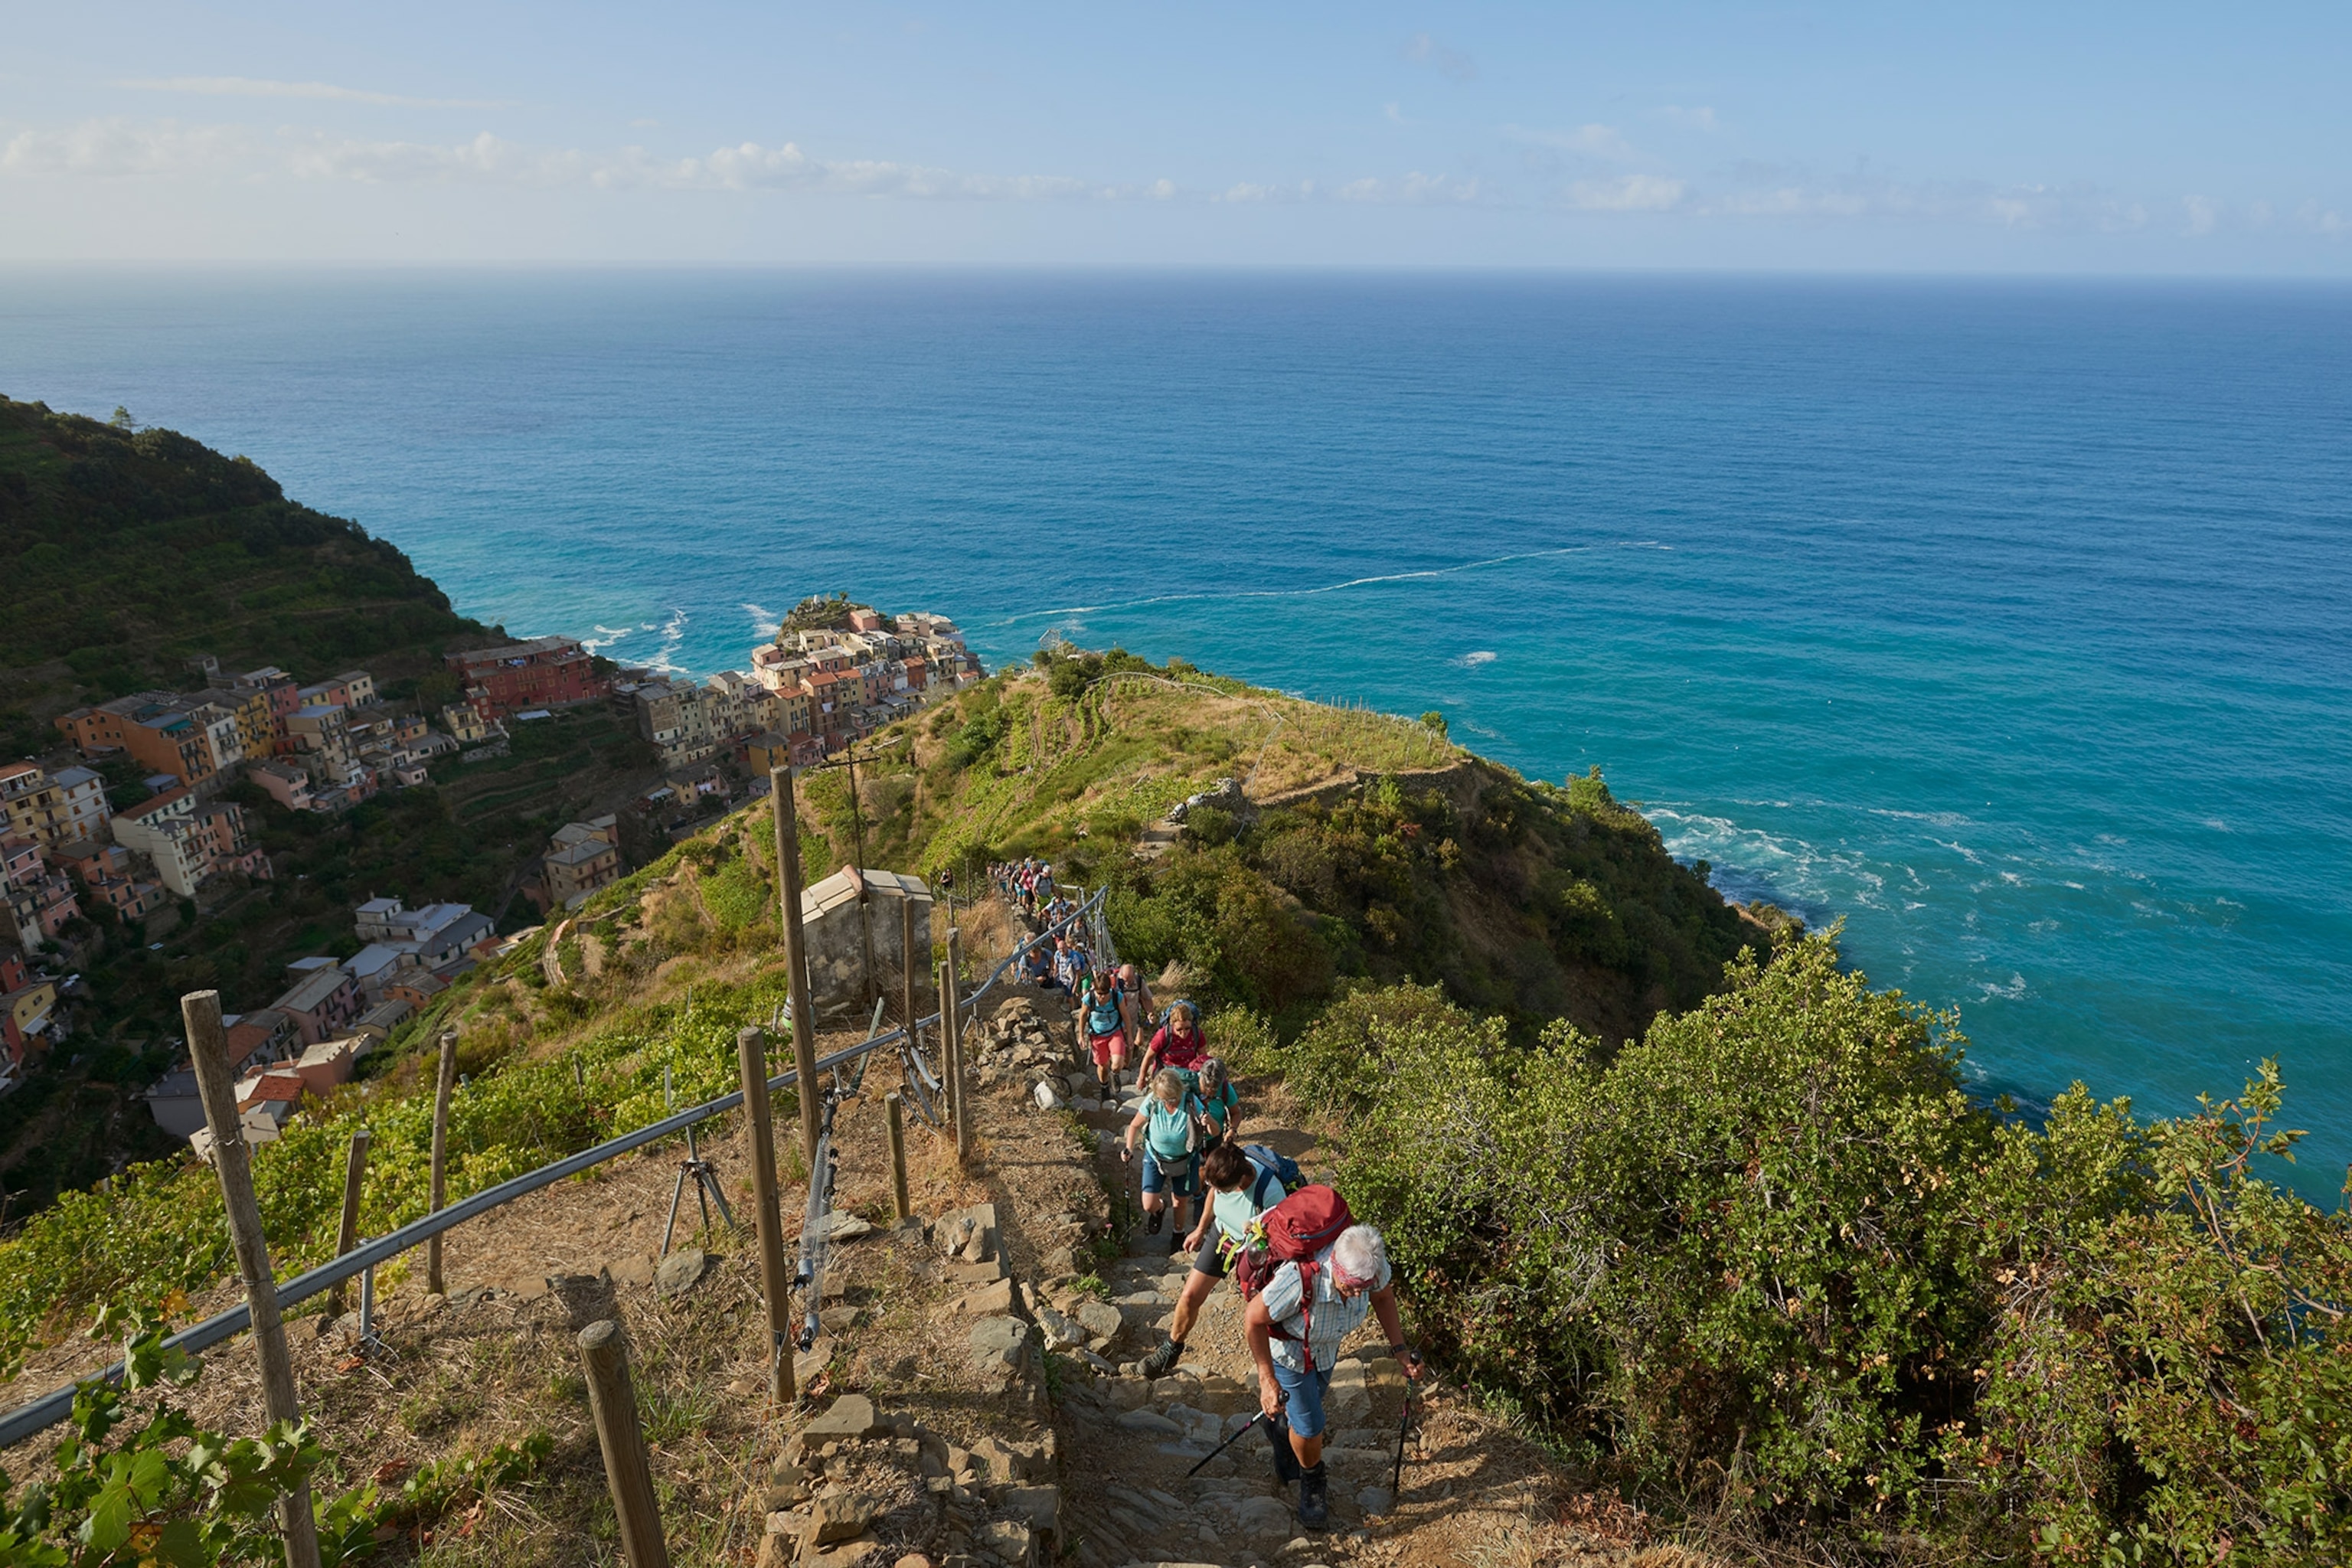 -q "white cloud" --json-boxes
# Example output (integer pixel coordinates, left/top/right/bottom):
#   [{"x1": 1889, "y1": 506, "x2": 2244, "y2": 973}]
[
  {"x1": 2182, "y1": 194, "x2": 2217, "y2": 236},
  {"x1": 1506, "y1": 123, "x2": 1635, "y2": 161},
  {"x1": 1383, "y1": 102, "x2": 1406, "y2": 125},
  {"x1": 1682, "y1": 165, "x2": 2154, "y2": 232},
  {"x1": 1217, "y1": 180, "x2": 1315, "y2": 203},
  {"x1": 1, "y1": 118, "x2": 1121, "y2": 200},
  {"x1": 1712, "y1": 186, "x2": 1870, "y2": 217},
  {"x1": 658, "y1": 141, "x2": 1099, "y2": 198},
  {"x1": 1, "y1": 118, "x2": 253, "y2": 177},
  {"x1": 1337, "y1": 172, "x2": 1481, "y2": 204},
  {"x1": 1658, "y1": 105, "x2": 1719, "y2": 132},
  {"x1": 288, "y1": 130, "x2": 589, "y2": 186},
  {"x1": 1564, "y1": 173, "x2": 1684, "y2": 211},
  {"x1": 2295, "y1": 199, "x2": 2347, "y2": 235},
  {"x1": 119, "y1": 76, "x2": 503, "y2": 109},
  {"x1": 1403, "y1": 34, "x2": 1478, "y2": 83}
]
